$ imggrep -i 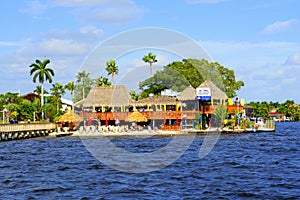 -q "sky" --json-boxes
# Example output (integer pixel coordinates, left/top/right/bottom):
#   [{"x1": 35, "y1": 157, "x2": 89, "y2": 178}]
[{"x1": 0, "y1": 0, "x2": 300, "y2": 103}]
